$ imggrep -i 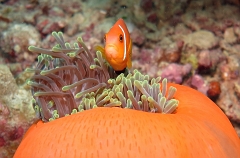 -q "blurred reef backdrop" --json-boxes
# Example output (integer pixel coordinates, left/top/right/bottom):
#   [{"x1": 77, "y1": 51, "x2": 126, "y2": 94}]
[{"x1": 0, "y1": 0, "x2": 240, "y2": 157}]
